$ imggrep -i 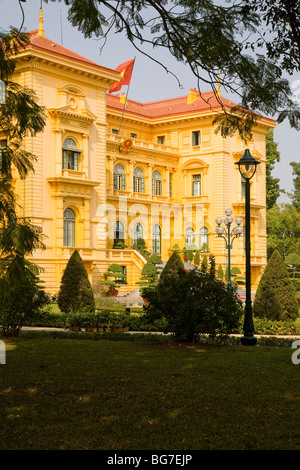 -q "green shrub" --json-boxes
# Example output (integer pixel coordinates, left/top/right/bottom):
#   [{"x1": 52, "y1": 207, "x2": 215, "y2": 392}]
[
  {"x1": 159, "y1": 250, "x2": 185, "y2": 280},
  {"x1": 138, "y1": 261, "x2": 159, "y2": 292},
  {"x1": 217, "y1": 264, "x2": 224, "y2": 280},
  {"x1": 127, "y1": 314, "x2": 167, "y2": 332},
  {"x1": 143, "y1": 267, "x2": 243, "y2": 342},
  {"x1": 194, "y1": 250, "x2": 200, "y2": 266},
  {"x1": 201, "y1": 255, "x2": 208, "y2": 272},
  {"x1": 147, "y1": 254, "x2": 162, "y2": 265},
  {"x1": 291, "y1": 278, "x2": 300, "y2": 291},
  {"x1": 253, "y1": 317, "x2": 300, "y2": 335},
  {"x1": 253, "y1": 250, "x2": 299, "y2": 321},
  {"x1": 57, "y1": 250, "x2": 95, "y2": 314},
  {"x1": 64, "y1": 311, "x2": 131, "y2": 332},
  {"x1": 25, "y1": 309, "x2": 67, "y2": 328}
]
